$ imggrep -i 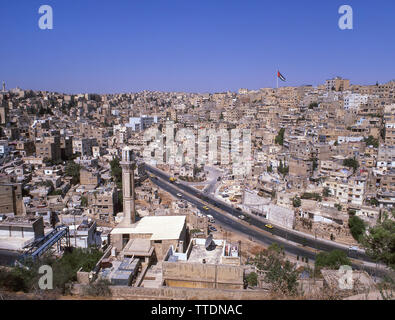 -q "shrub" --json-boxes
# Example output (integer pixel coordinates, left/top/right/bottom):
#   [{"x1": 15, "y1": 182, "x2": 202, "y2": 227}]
[
  {"x1": 348, "y1": 216, "x2": 366, "y2": 242},
  {"x1": 246, "y1": 272, "x2": 258, "y2": 287},
  {"x1": 315, "y1": 250, "x2": 351, "y2": 270},
  {"x1": 275, "y1": 128, "x2": 285, "y2": 146},
  {"x1": 301, "y1": 193, "x2": 322, "y2": 202},
  {"x1": 343, "y1": 158, "x2": 359, "y2": 173},
  {"x1": 293, "y1": 197, "x2": 301, "y2": 208},
  {"x1": 83, "y1": 279, "x2": 112, "y2": 297}
]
